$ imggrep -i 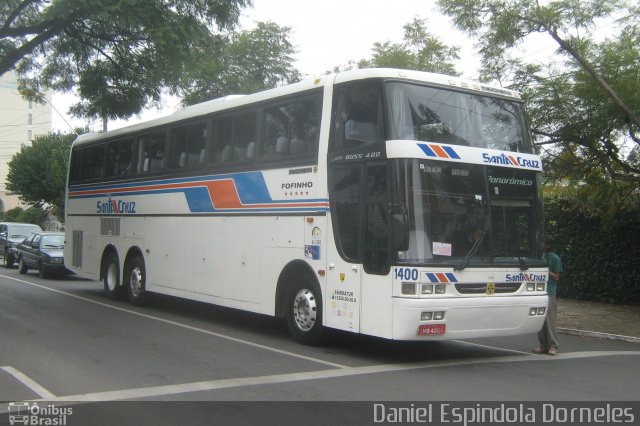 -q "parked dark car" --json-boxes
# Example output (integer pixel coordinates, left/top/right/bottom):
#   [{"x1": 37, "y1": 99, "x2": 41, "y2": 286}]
[
  {"x1": 0, "y1": 222, "x2": 43, "y2": 267},
  {"x1": 16, "y1": 232, "x2": 67, "y2": 278}
]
